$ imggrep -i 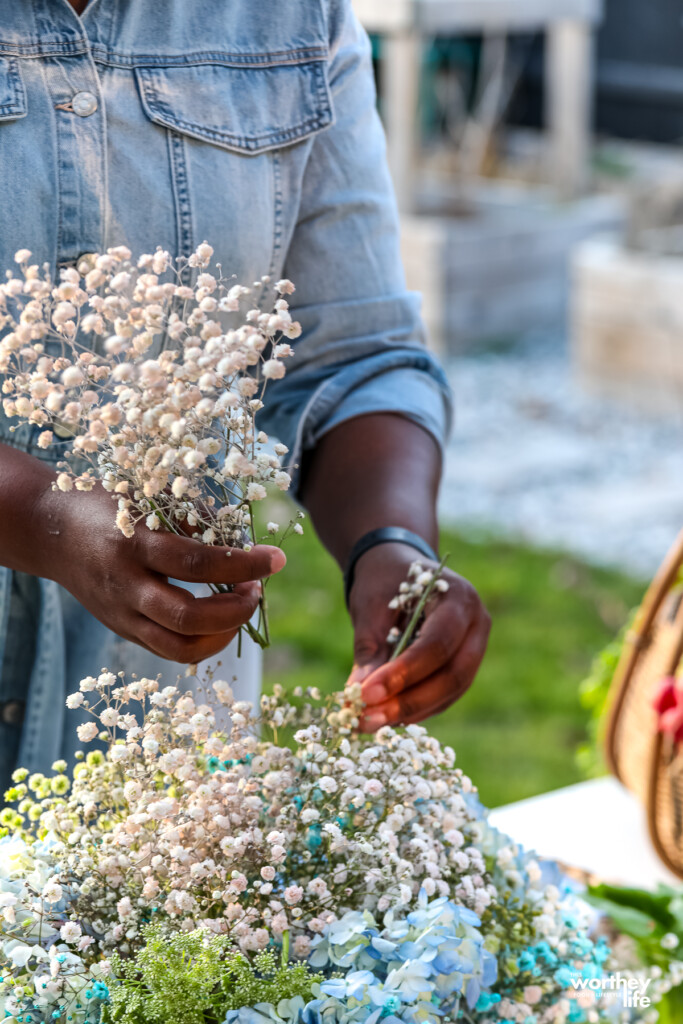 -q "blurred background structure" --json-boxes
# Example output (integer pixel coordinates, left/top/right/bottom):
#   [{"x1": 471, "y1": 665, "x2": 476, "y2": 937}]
[
  {"x1": 267, "y1": 1, "x2": 683, "y2": 822},
  {"x1": 349, "y1": 0, "x2": 683, "y2": 578}
]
